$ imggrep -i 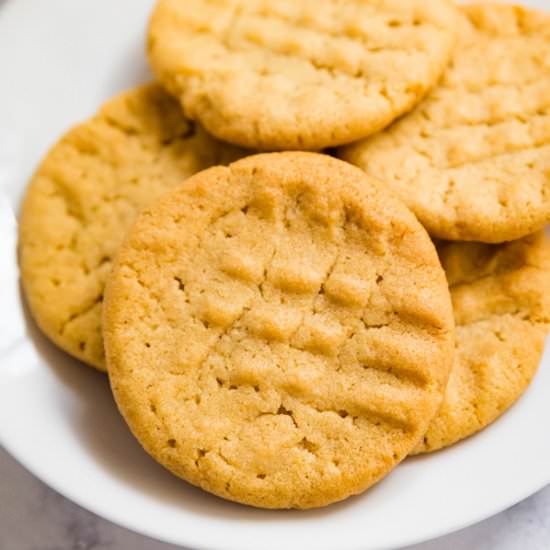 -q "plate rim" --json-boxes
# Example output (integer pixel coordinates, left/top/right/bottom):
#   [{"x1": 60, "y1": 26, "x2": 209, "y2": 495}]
[{"x1": 1, "y1": 372, "x2": 549, "y2": 550}]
